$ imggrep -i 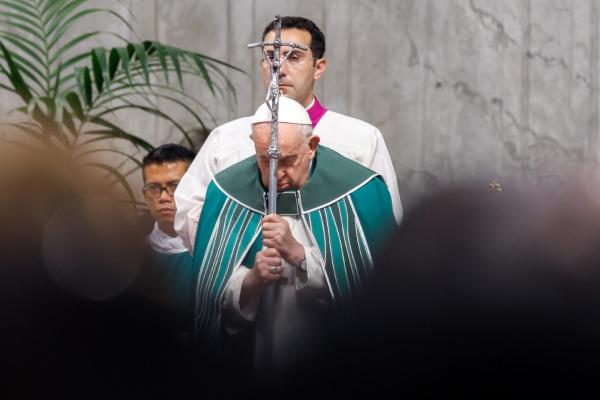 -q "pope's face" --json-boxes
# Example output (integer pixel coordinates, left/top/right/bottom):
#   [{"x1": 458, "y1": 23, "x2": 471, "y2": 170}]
[
  {"x1": 252, "y1": 122, "x2": 319, "y2": 192},
  {"x1": 142, "y1": 161, "x2": 188, "y2": 231},
  {"x1": 261, "y1": 28, "x2": 327, "y2": 108}
]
